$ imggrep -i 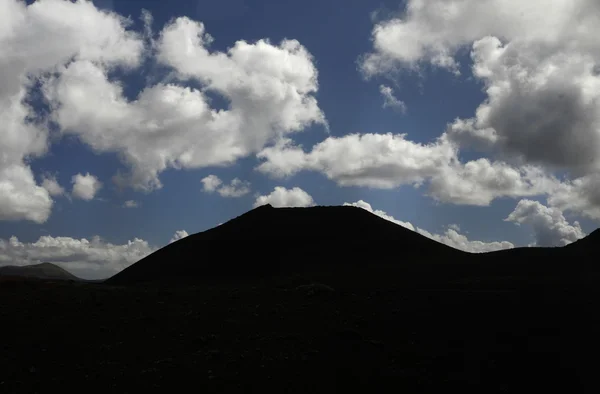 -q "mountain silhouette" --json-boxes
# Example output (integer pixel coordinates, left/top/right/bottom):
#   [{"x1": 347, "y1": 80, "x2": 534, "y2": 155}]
[
  {"x1": 107, "y1": 204, "x2": 600, "y2": 286},
  {"x1": 107, "y1": 204, "x2": 466, "y2": 285},
  {"x1": 5, "y1": 206, "x2": 600, "y2": 393},
  {"x1": 565, "y1": 227, "x2": 600, "y2": 252},
  {"x1": 0, "y1": 262, "x2": 81, "y2": 281}
]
